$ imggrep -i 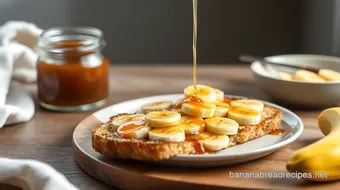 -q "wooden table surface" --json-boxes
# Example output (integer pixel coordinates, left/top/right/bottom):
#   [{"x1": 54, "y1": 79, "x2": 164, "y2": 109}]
[{"x1": 0, "y1": 65, "x2": 332, "y2": 190}]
